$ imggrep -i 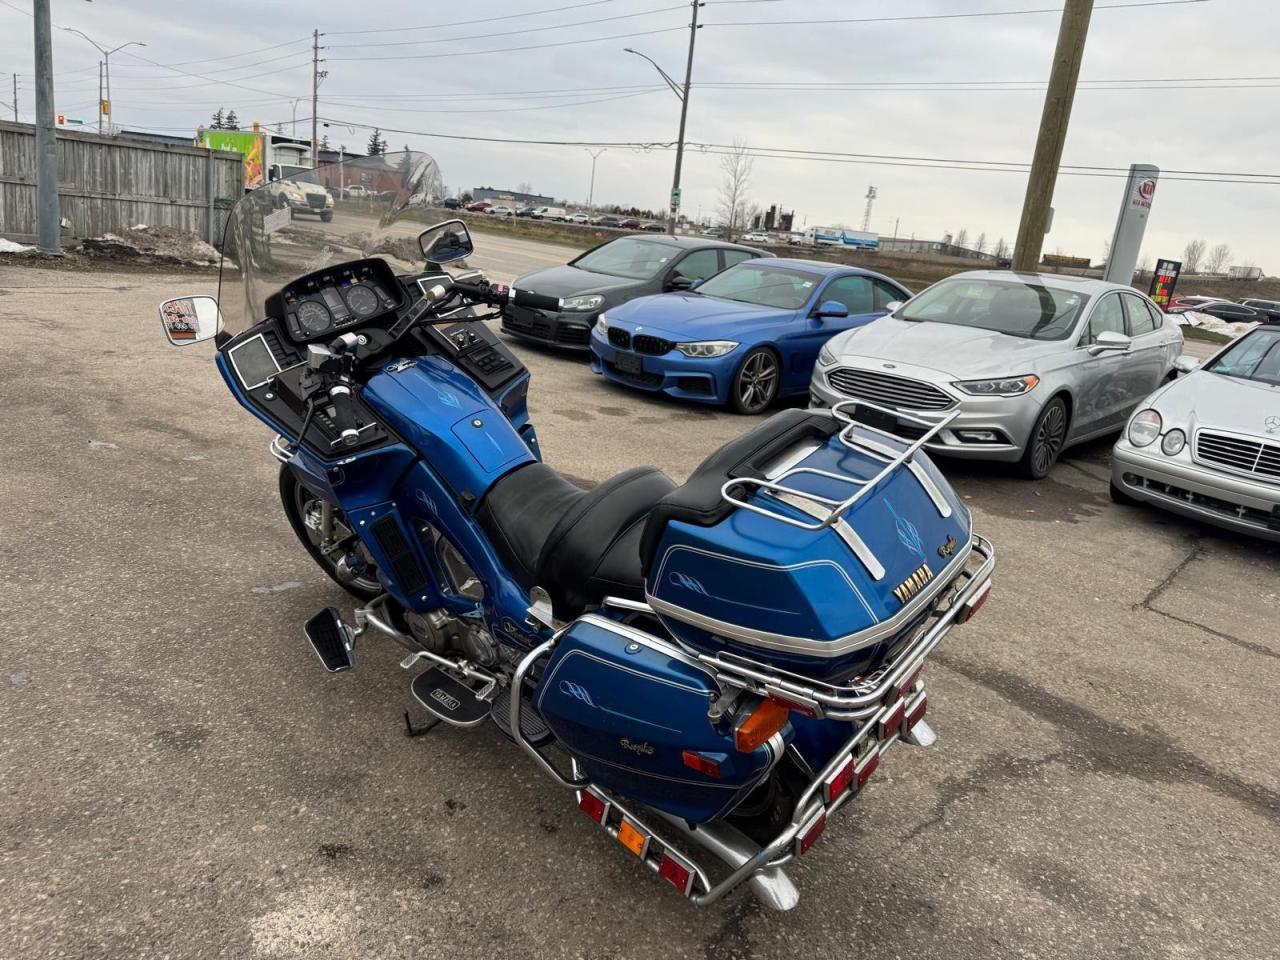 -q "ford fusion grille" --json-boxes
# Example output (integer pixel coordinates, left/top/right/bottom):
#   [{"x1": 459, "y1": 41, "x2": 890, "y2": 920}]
[
  {"x1": 1194, "y1": 431, "x2": 1280, "y2": 483},
  {"x1": 826, "y1": 368, "x2": 955, "y2": 411},
  {"x1": 633, "y1": 334, "x2": 674, "y2": 355}
]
